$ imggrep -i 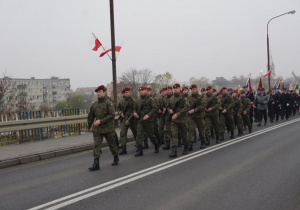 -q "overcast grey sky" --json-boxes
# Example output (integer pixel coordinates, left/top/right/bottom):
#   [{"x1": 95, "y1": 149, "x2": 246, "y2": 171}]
[{"x1": 0, "y1": 0, "x2": 299, "y2": 90}]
